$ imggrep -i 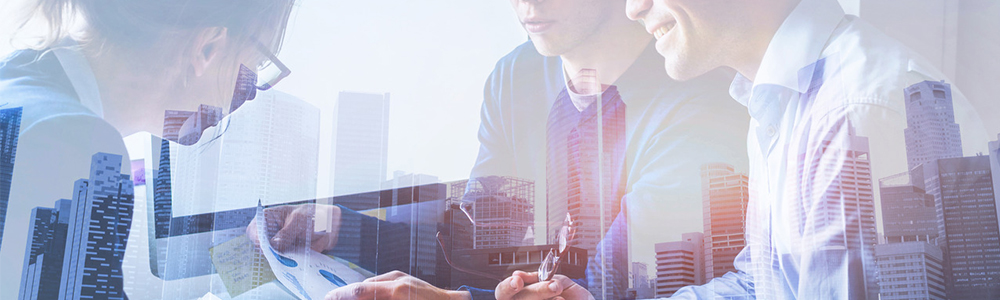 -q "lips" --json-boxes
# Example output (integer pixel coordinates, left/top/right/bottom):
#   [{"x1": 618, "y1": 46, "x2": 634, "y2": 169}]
[{"x1": 523, "y1": 19, "x2": 555, "y2": 33}]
